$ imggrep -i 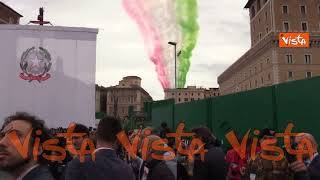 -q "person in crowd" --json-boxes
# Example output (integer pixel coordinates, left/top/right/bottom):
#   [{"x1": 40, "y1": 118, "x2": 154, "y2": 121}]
[
  {"x1": 142, "y1": 135, "x2": 176, "y2": 180},
  {"x1": 0, "y1": 112, "x2": 54, "y2": 180},
  {"x1": 65, "y1": 116, "x2": 134, "y2": 180},
  {"x1": 226, "y1": 137, "x2": 254, "y2": 180},
  {"x1": 245, "y1": 128, "x2": 293, "y2": 180},
  {"x1": 290, "y1": 133, "x2": 320, "y2": 180},
  {"x1": 160, "y1": 122, "x2": 175, "y2": 148},
  {"x1": 72, "y1": 123, "x2": 90, "y2": 151},
  {"x1": 49, "y1": 123, "x2": 89, "y2": 180},
  {"x1": 159, "y1": 122, "x2": 171, "y2": 139},
  {"x1": 190, "y1": 127, "x2": 227, "y2": 180}
]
